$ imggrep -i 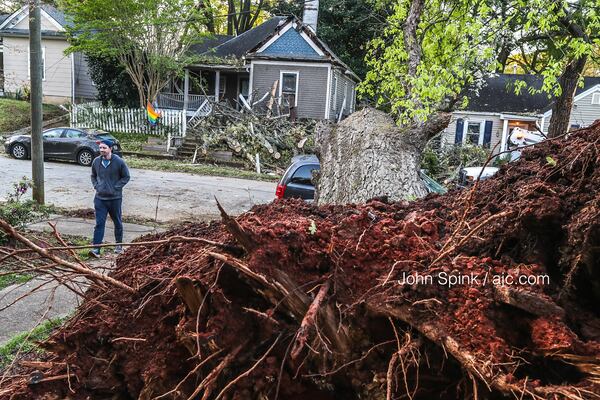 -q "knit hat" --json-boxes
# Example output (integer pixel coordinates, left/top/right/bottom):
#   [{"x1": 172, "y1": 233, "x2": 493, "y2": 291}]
[{"x1": 97, "y1": 139, "x2": 114, "y2": 148}]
